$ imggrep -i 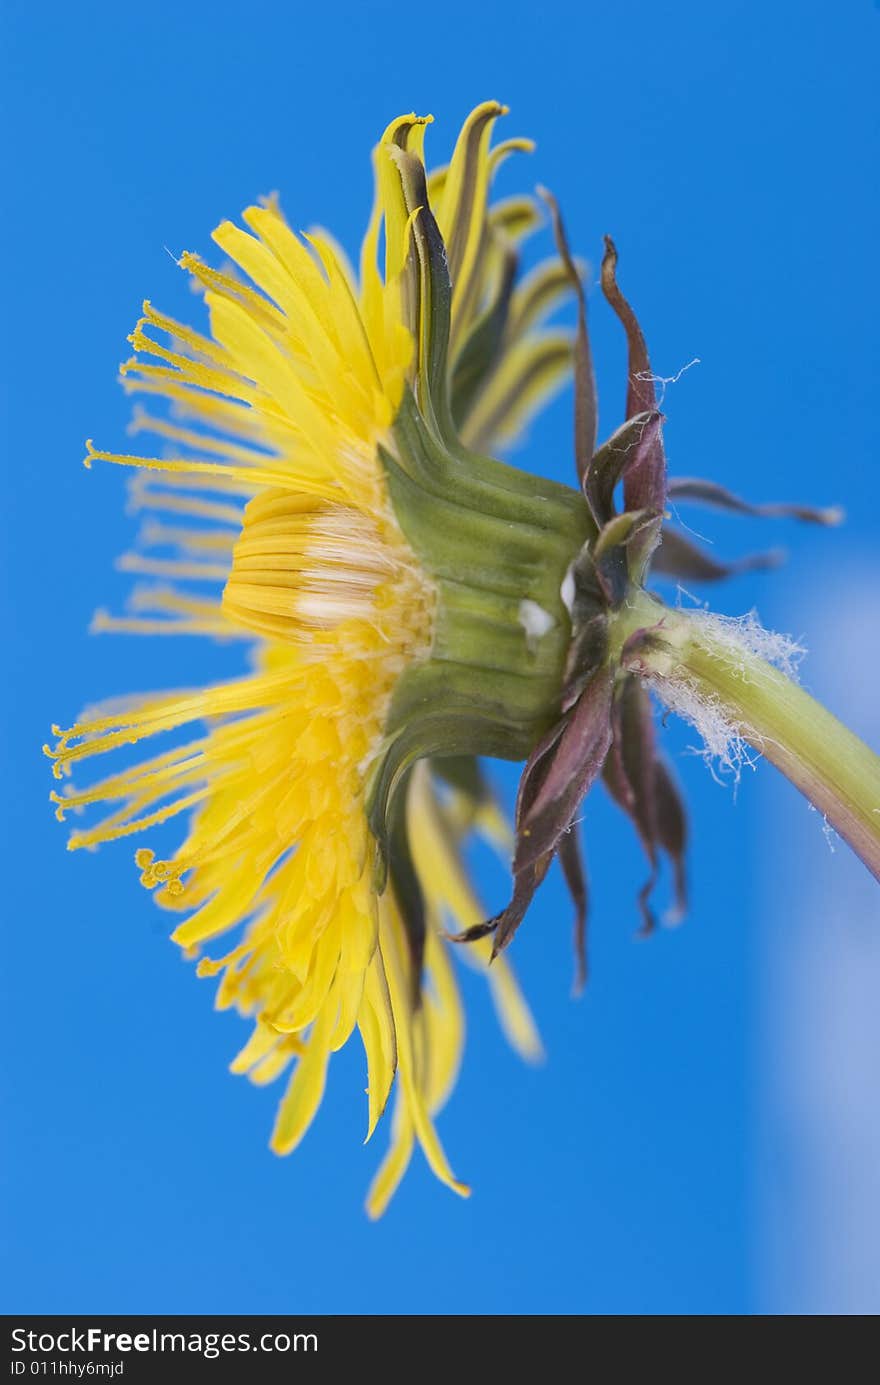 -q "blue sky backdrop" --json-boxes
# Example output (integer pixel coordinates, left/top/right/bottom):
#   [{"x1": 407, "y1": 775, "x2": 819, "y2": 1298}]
[{"x1": 2, "y1": 0, "x2": 878, "y2": 1314}]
